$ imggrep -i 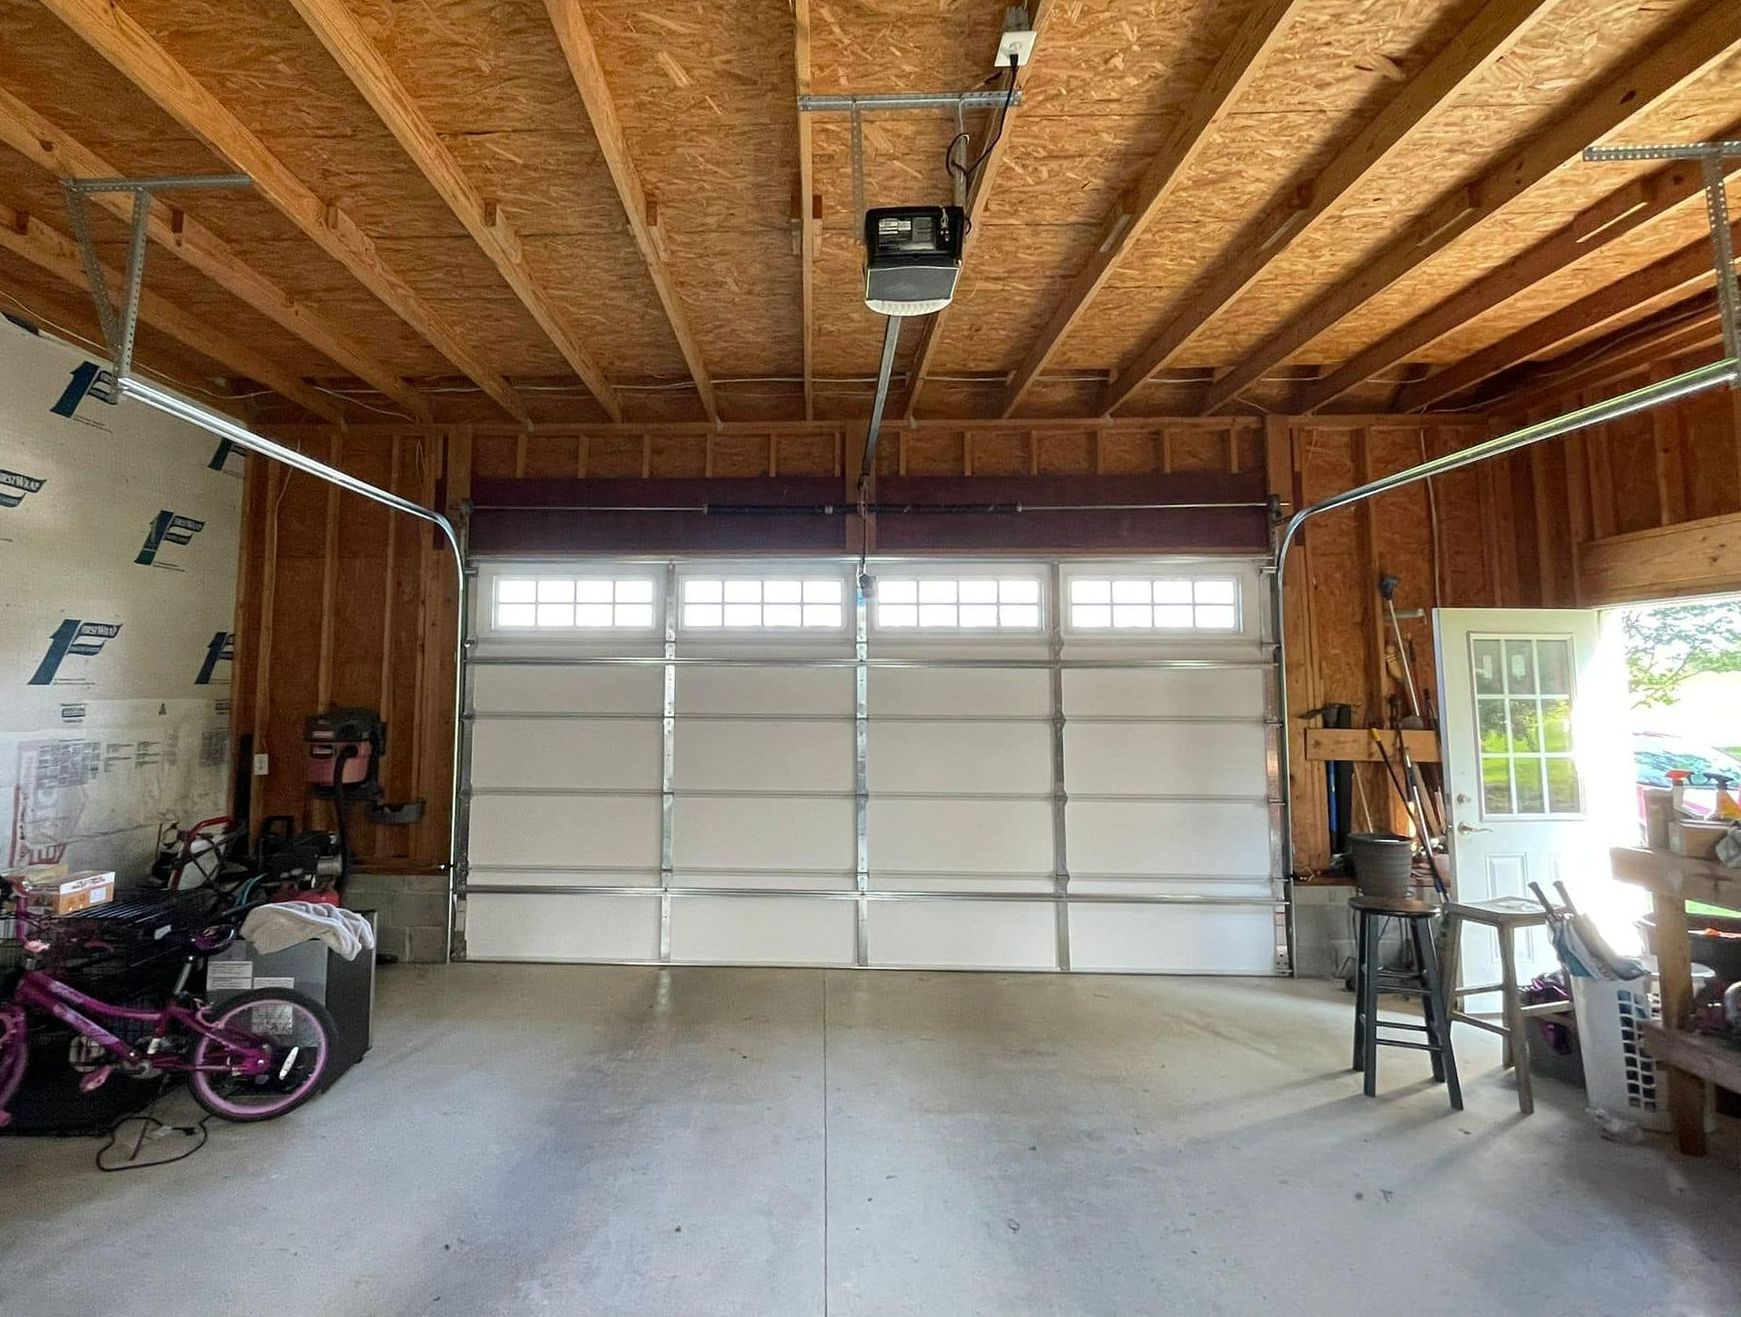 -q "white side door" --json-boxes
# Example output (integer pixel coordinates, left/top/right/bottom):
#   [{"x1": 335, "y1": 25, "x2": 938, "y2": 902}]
[{"x1": 1434, "y1": 609, "x2": 1632, "y2": 1003}]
